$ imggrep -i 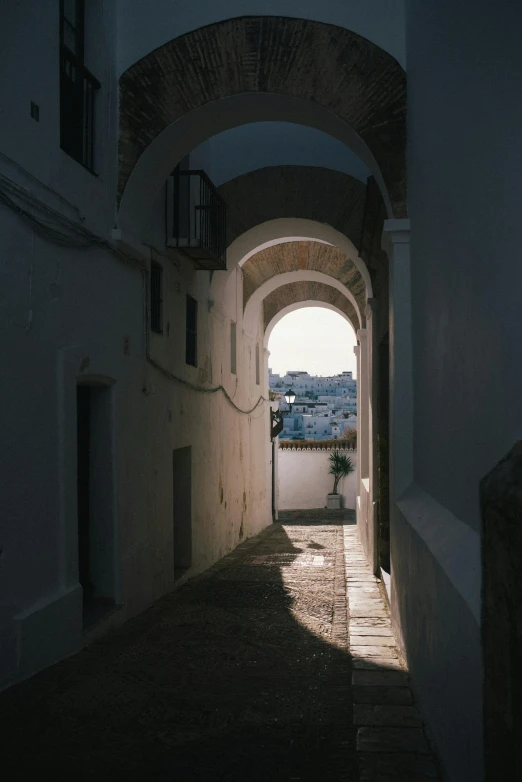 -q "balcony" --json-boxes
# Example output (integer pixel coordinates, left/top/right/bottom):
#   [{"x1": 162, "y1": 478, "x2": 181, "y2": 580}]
[{"x1": 166, "y1": 168, "x2": 227, "y2": 270}]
